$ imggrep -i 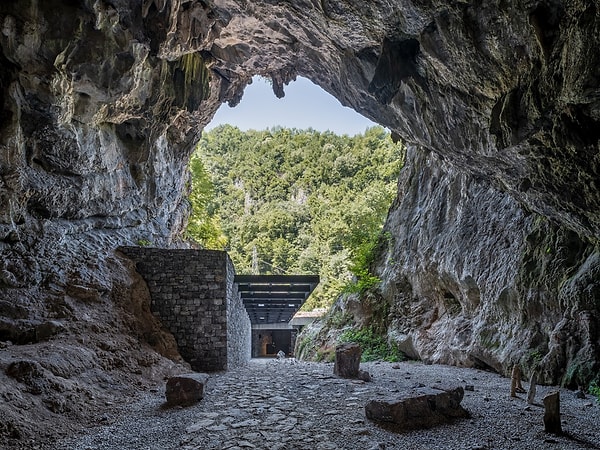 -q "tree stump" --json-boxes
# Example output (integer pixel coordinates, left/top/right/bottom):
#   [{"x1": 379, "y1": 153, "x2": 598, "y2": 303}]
[
  {"x1": 334, "y1": 342, "x2": 361, "y2": 378},
  {"x1": 543, "y1": 391, "x2": 562, "y2": 434}
]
